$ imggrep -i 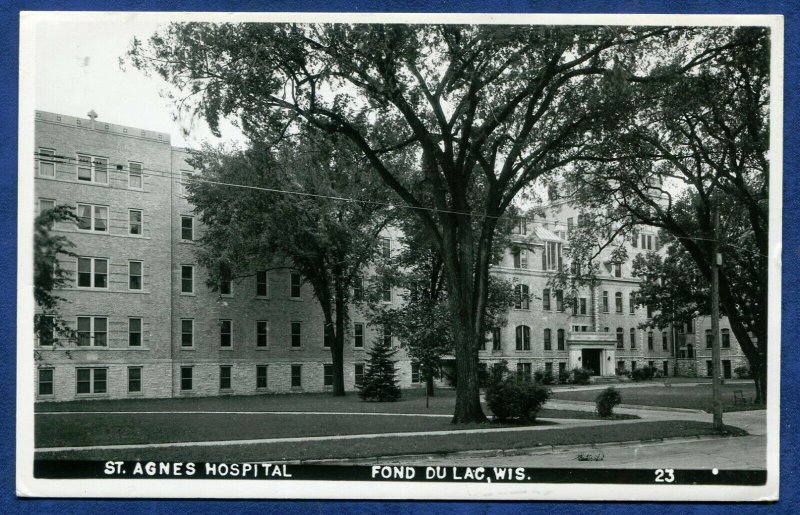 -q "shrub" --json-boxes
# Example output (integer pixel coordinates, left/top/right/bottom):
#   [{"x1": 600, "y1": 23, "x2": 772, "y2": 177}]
[
  {"x1": 557, "y1": 368, "x2": 571, "y2": 384},
  {"x1": 615, "y1": 367, "x2": 630, "y2": 377},
  {"x1": 596, "y1": 387, "x2": 622, "y2": 417},
  {"x1": 734, "y1": 365, "x2": 752, "y2": 379},
  {"x1": 631, "y1": 366, "x2": 657, "y2": 381},
  {"x1": 534, "y1": 369, "x2": 555, "y2": 385},
  {"x1": 357, "y1": 336, "x2": 401, "y2": 402},
  {"x1": 571, "y1": 367, "x2": 592, "y2": 385},
  {"x1": 486, "y1": 368, "x2": 552, "y2": 423}
]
